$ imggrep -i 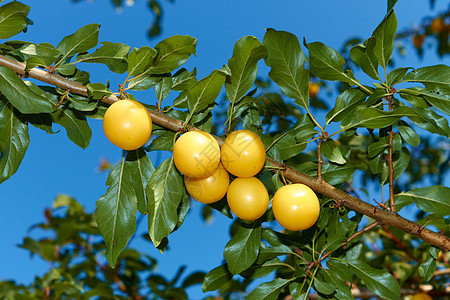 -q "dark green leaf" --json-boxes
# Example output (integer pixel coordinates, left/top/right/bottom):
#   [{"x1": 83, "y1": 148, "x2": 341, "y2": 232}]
[
  {"x1": 398, "y1": 120, "x2": 420, "y2": 146},
  {"x1": 0, "y1": 66, "x2": 56, "y2": 114},
  {"x1": 51, "y1": 108, "x2": 91, "y2": 149},
  {"x1": 146, "y1": 130, "x2": 176, "y2": 152},
  {"x1": 308, "y1": 41, "x2": 359, "y2": 86},
  {"x1": 263, "y1": 29, "x2": 309, "y2": 109},
  {"x1": 393, "y1": 147, "x2": 410, "y2": 180},
  {"x1": 149, "y1": 35, "x2": 197, "y2": 74},
  {"x1": 68, "y1": 95, "x2": 97, "y2": 112},
  {"x1": 181, "y1": 271, "x2": 206, "y2": 288},
  {"x1": 0, "y1": 2, "x2": 30, "y2": 39},
  {"x1": 56, "y1": 63, "x2": 76, "y2": 76},
  {"x1": 368, "y1": 141, "x2": 387, "y2": 158},
  {"x1": 326, "y1": 88, "x2": 367, "y2": 123},
  {"x1": 342, "y1": 107, "x2": 418, "y2": 130},
  {"x1": 387, "y1": 67, "x2": 412, "y2": 86},
  {"x1": 403, "y1": 65, "x2": 450, "y2": 87},
  {"x1": 155, "y1": 77, "x2": 173, "y2": 102},
  {"x1": 327, "y1": 259, "x2": 353, "y2": 282},
  {"x1": 128, "y1": 149, "x2": 155, "y2": 215},
  {"x1": 372, "y1": 11, "x2": 397, "y2": 68},
  {"x1": 408, "y1": 107, "x2": 450, "y2": 137},
  {"x1": 394, "y1": 185, "x2": 450, "y2": 216},
  {"x1": 247, "y1": 278, "x2": 293, "y2": 300},
  {"x1": 127, "y1": 46, "x2": 158, "y2": 77},
  {"x1": 226, "y1": 36, "x2": 267, "y2": 108},
  {"x1": 76, "y1": 42, "x2": 130, "y2": 74},
  {"x1": 313, "y1": 277, "x2": 335, "y2": 295},
  {"x1": 202, "y1": 264, "x2": 232, "y2": 292},
  {"x1": 419, "y1": 256, "x2": 436, "y2": 281},
  {"x1": 186, "y1": 67, "x2": 228, "y2": 115},
  {"x1": 146, "y1": 158, "x2": 184, "y2": 247},
  {"x1": 223, "y1": 223, "x2": 261, "y2": 274},
  {"x1": 349, "y1": 37, "x2": 379, "y2": 80},
  {"x1": 95, "y1": 152, "x2": 144, "y2": 268},
  {"x1": 322, "y1": 140, "x2": 346, "y2": 164},
  {"x1": 0, "y1": 100, "x2": 29, "y2": 184},
  {"x1": 172, "y1": 68, "x2": 197, "y2": 91},
  {"x1": 56, "y1": 23, "x2": 100, "y2": 63},
  {"x1": 387, "y1": 0, "x2": 399, "y2": 15},
  {"x1": 347, "y1": 259, "x2": 400, "y2": 300},
  {"x1": 311, "y1": 161, "x2": 367, "y2": 185},
  {"x1": 86, "y1": 82, "x2": 113, "y2": 100},
  {"x1": 21, "y1": 43, "x2": 62, "y2": 67}
]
